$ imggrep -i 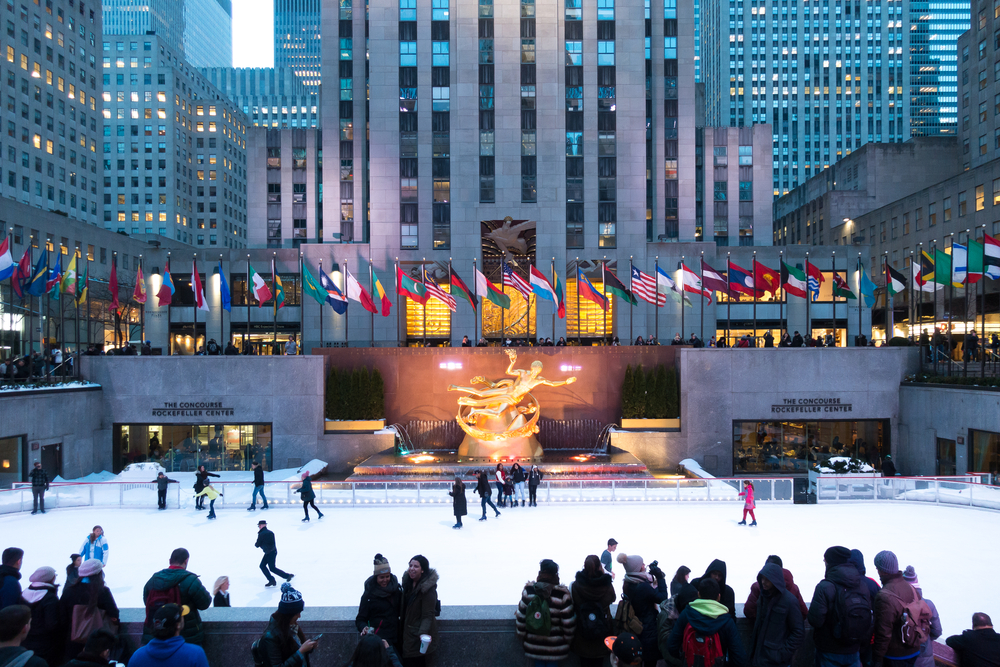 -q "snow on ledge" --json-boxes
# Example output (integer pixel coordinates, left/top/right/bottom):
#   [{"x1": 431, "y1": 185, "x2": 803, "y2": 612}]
[
  {"x1": 679, "y1": 458, "x2": 715, "y2": 479},
  {"x1": 0, "y1": 381, "x2": 100, "y2": 394}
]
